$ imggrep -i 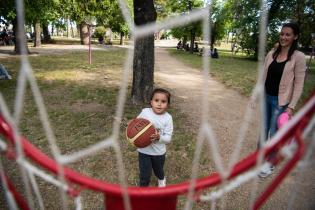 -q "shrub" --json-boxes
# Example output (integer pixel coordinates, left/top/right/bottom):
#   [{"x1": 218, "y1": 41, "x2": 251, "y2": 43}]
[{"x1": 93, "y1": 26, "x2": 106, "y2": 38}]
